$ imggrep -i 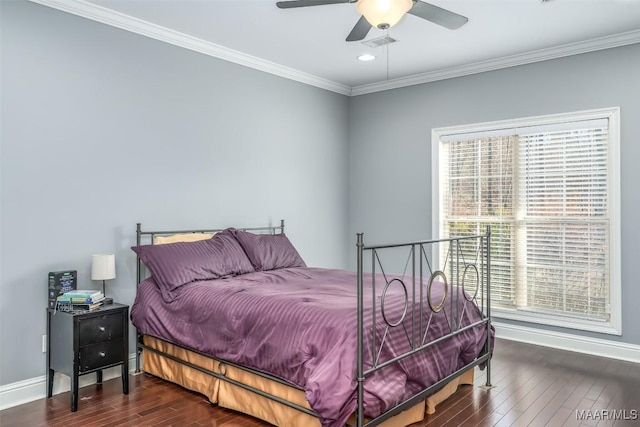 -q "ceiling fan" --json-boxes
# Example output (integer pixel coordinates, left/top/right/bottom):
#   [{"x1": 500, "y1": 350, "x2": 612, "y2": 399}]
[{"x1": 276, "y1": 0, "x2": 468, "y2": 42}]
